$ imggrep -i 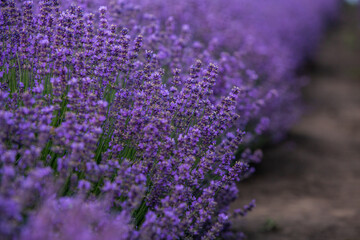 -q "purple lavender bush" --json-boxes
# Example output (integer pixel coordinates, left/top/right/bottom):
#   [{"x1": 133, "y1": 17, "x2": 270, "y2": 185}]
[
  {"x1": 0, "y1": 1, "x2": 260, "y2": 239},
  {"x1": 0, "y1": 0, "x2": 339, "y2": 239}
]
